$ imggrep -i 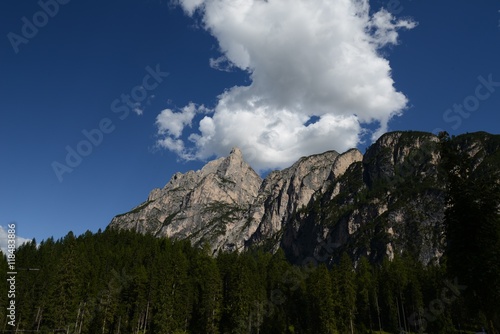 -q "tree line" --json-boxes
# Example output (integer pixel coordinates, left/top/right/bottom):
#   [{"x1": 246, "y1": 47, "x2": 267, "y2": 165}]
[{"x1": 0, "y1": 227, "x2": 495, "y2": 333}]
